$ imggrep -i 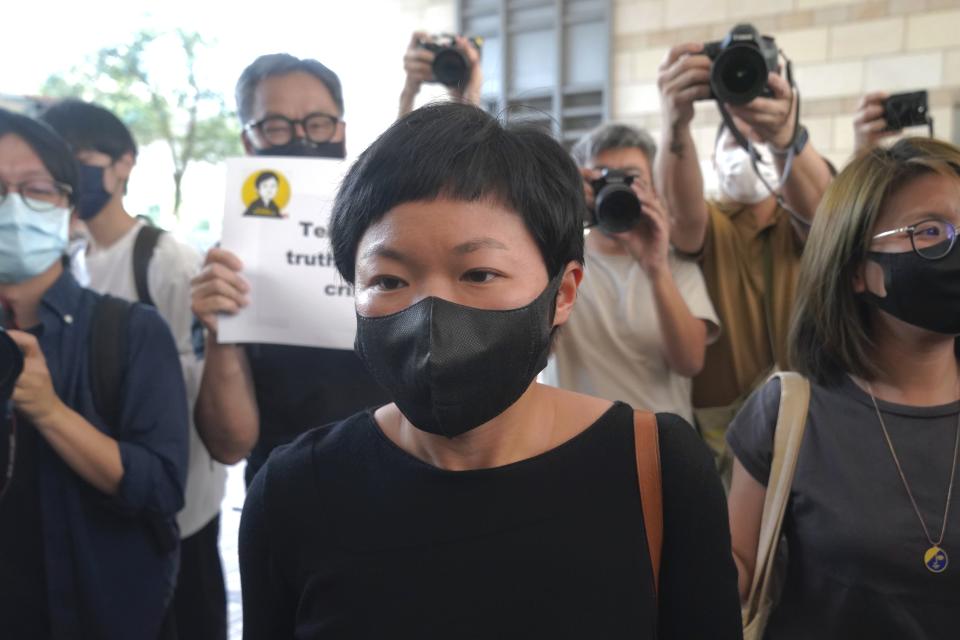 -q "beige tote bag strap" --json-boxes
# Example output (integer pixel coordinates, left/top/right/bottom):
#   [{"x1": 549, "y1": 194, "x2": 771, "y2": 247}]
[
  {"x1": 743, "y1": 372, "x2": 811, "y2": 622},
  {"x1": 634, "y1": 411, "x2": 662, "y2": 599}
]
